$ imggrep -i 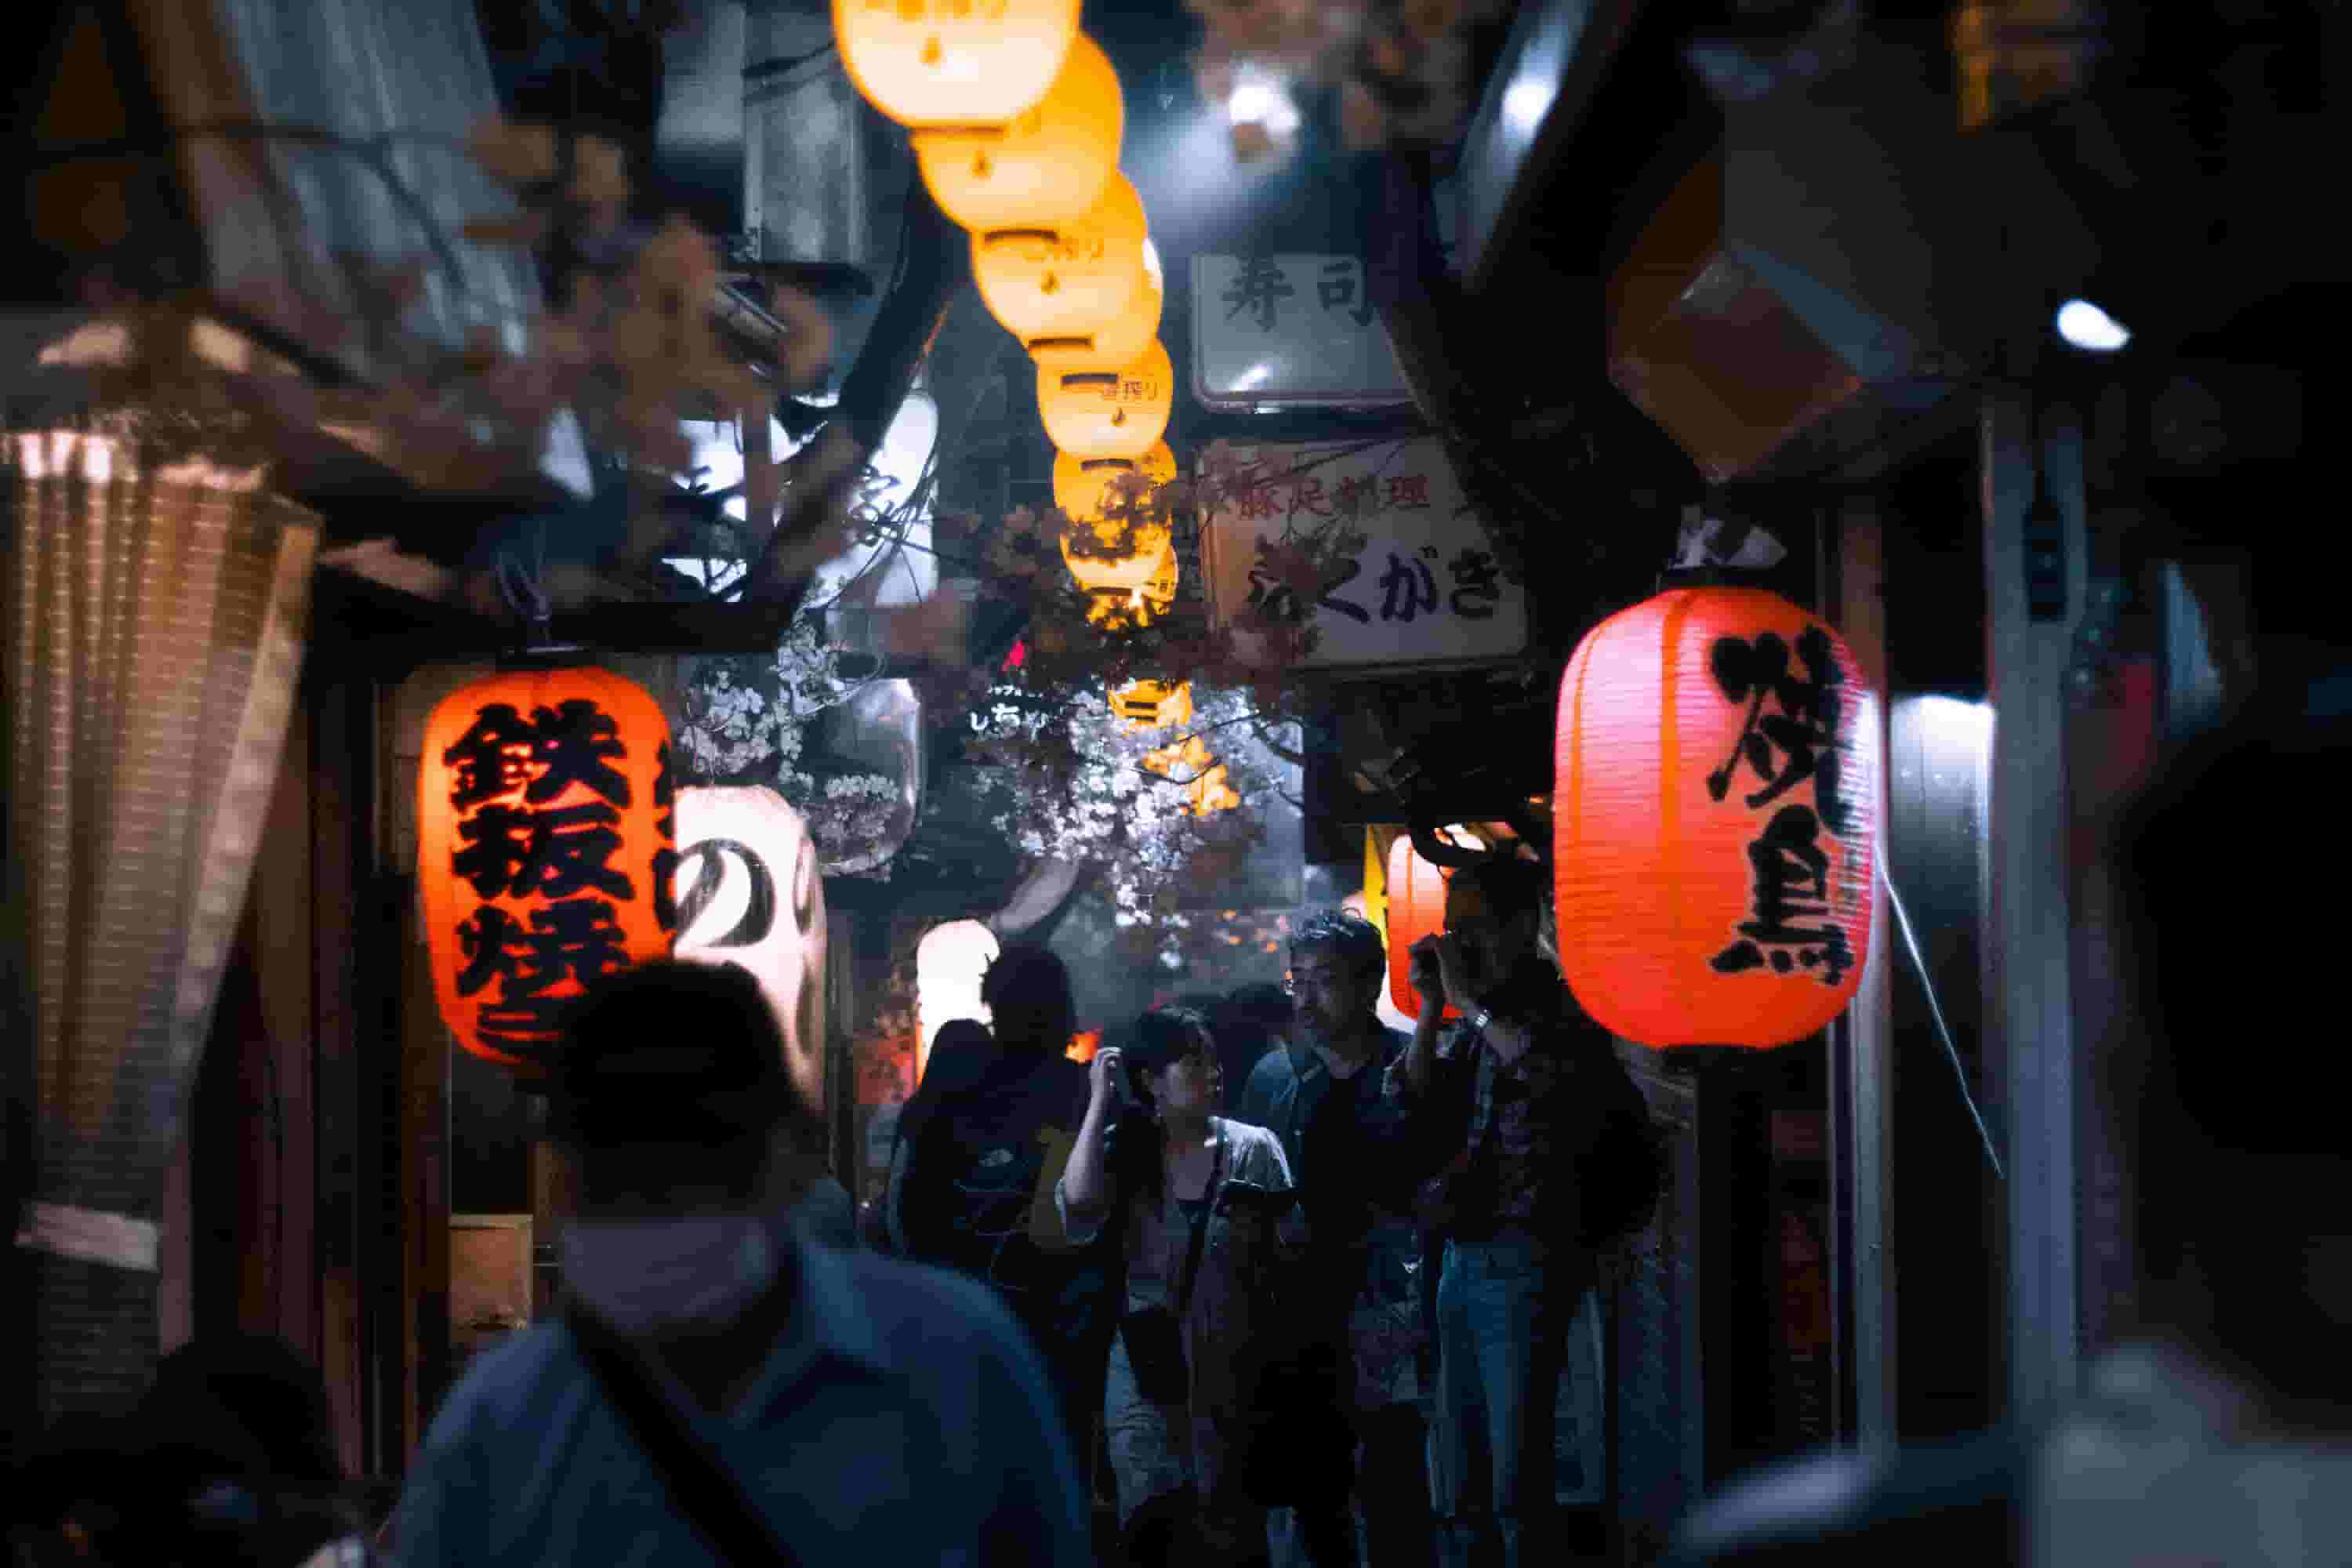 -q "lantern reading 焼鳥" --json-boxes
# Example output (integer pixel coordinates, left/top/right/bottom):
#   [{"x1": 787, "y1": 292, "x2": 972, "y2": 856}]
[
  {"x1": 1029, "y1": 242, "x2": 1163, "y2": 379},
  {"x1": 419, "y1": 666, "x2": 677, "y2": 1072},
  {"x1": 1555, "y1": 587, "x2": 1878, "y2": 1048},
  {"x1": 833, "y1": 0, "x2": 1079, "y2": 129},
  {"x1": 1385, "y1": 835, "x2": 1458, "y2": 1021},
  {"x1": 672, "y1": 785, "x2": 829, "y2": 1114},
  {"x1": 913, "y1": 33, "x2": 1121, "y2": 230},
  {"x1": 971, "y1": 172, "x2": 1149, "y2": 350},
  {"x1": 1053, "y1": 439, "x2": 1175, "y2": 524},
  {"x1": 1037, "y1": 338, "x2": 1173, "y2": 460}
]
